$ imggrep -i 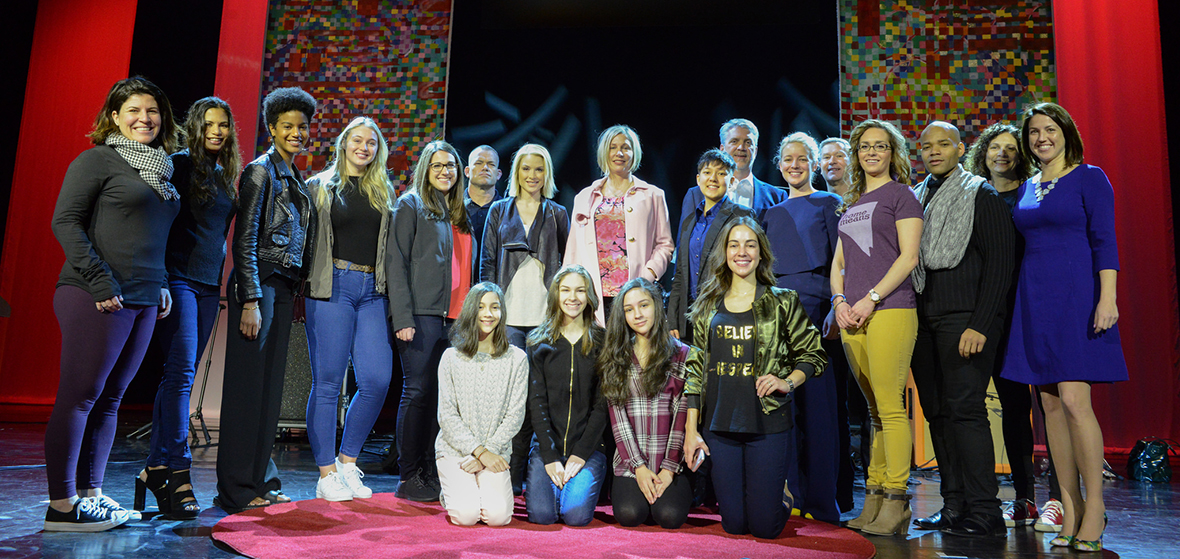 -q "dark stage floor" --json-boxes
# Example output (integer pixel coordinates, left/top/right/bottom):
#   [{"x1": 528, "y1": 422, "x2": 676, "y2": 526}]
[{"x1": 0, "y1": 414, "x2": 1172, "y2": 558}]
